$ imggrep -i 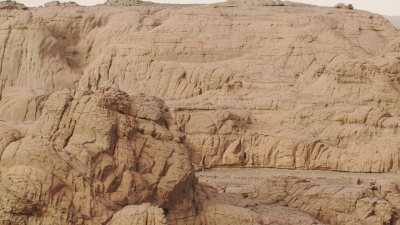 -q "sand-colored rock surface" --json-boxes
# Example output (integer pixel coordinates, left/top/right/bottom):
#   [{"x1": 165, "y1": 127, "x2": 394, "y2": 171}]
[
  {"x1": 0, "y1": 87, "x2": 195, "y2": 225},
  {"x1": 199, "y1": 168, "x2": 400, "y2": 225},
  {"x1": 0, "y1": 0, "x2": 398, "y2": 173},
  {"x1": 198, "y1": 168, "x2": 400, "y2": 225},
  {"x1": 108, "y1": 203, "x2": 167, "y2": 225},
  {"x1": 0, "y1": 0, "x2": 399, "y2": 224}
]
